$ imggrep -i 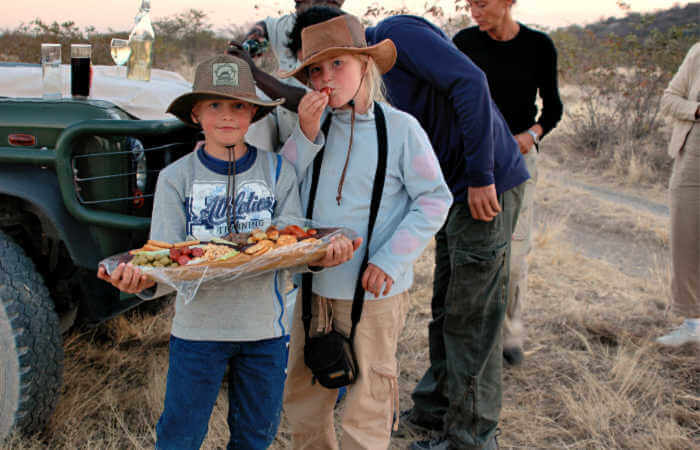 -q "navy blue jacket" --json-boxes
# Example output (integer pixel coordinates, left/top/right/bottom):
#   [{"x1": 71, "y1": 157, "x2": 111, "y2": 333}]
[{"x1": 365, "y1": 15, "x2": 529, "y2": 201}]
